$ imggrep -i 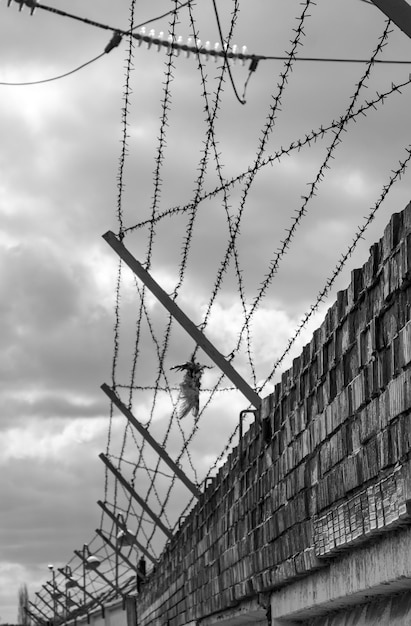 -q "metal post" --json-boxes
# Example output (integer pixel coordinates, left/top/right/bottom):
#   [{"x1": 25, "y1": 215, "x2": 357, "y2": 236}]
[
  {"x1": 102, "y1": 231, "x2": 261, "y2": 410},
  {"x1": 239, "y1": 409, "x2": 257, "y2": 471},
  {"x1": 50, "y1": 567, "x2": 57, "y2": 625},
  {"x1": 101, "y1": 383, "x2": 201, "y2": 498},
  {"x1": 99, "y1": 453, "x2": 174, "y2": 540},
  {"x1": 35, "y1": 593, "x2": 54, "y2": 617}
]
